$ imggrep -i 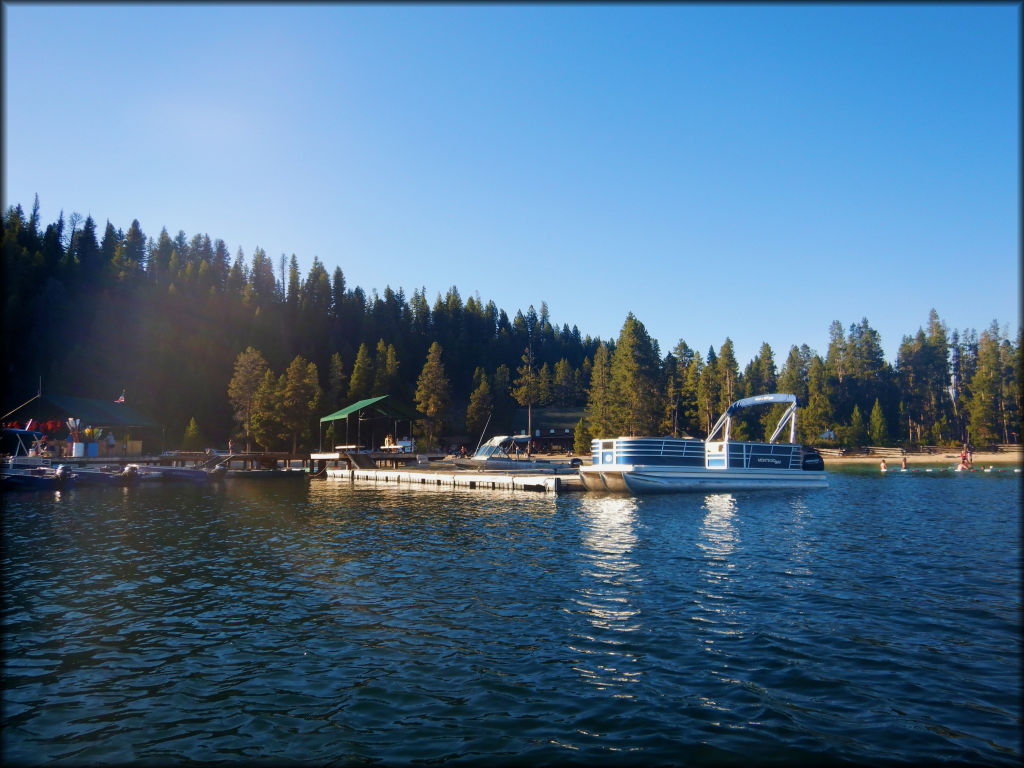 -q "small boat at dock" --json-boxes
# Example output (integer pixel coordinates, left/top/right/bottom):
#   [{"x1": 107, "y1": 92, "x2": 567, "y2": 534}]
[
  {"x1": 579, "y1": 393, "x2": 827, "y2": 494},
  {"x1": 2, "y1": 462, "x2": 76, "y2": 491},
  {"x1": 450, "y1": 435, "x2": 582, "y2": 473},
  {"x1": 2, "y1": 427, "x2": 77, "y2": 490},
  {"x1": 71, "y1": 463, "x2": 140, "y2": 486},
  {"x1": 134, "y1": 465, "x2": 218, "y2": 483}
]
